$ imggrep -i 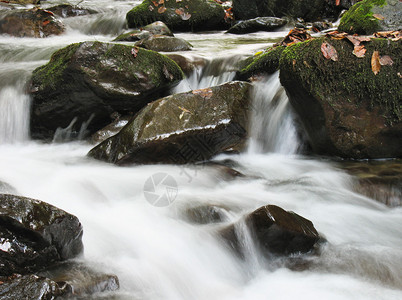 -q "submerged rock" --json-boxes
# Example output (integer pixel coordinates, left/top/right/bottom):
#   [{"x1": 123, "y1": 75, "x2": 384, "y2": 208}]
[
  {"x1": 135, "y1": 35, "x2": 193, "y2": 52},
  {"x1": 0, "y1": 181, "x2": 17, "y2": 194},
  {"x1": 126, "y1": 0, "x2": 228, "y2": 31},
  {"x1": 91, "y1": 115, "x2": 132, "y2": 145},
  {"x1": 338, "y1": 0, "x2": 402, "y2": 34},
  {"x1": 226, "y1": 17, "x2": 287, "y2": 34},
  {"x1": 220, "y1": 205, "x2": 321, "y2": 257},
  {"x1": 0, "y1": 194, "x2": 83, "y2": 276},
  {"x1": 184, "y1": 205, "x2": 230, "y2": 224},
  {"x1": 47, "y1": 4, "x2": 98, "y2": 18},
  {"x1": 88, "y1": 81, "x2": 252, "y2": 165},
  {"x1": 0, "y1": 8, "x2": 65, "y2": 38},
  {"x1": 279, "y1": 37, "x2": 401, "y2": 159},
  {"x1": 165, "y1": 54, "x2": 207, "y2": 76},
  {"x1": 113, "y1": 21, "x2": 174, "y2": 42},
  {"x1": 29, "y1": 41, "x2": 184, "y2": 140},
  {"x1": 232, "y1": 0, "x2": 343, "y2": 21},
  {"x1": 236, "y1": 46, "x2": 285, "y2": 80},
  {"x1": 0, "y1": 274, "x2": 68, "y2": 300}
]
